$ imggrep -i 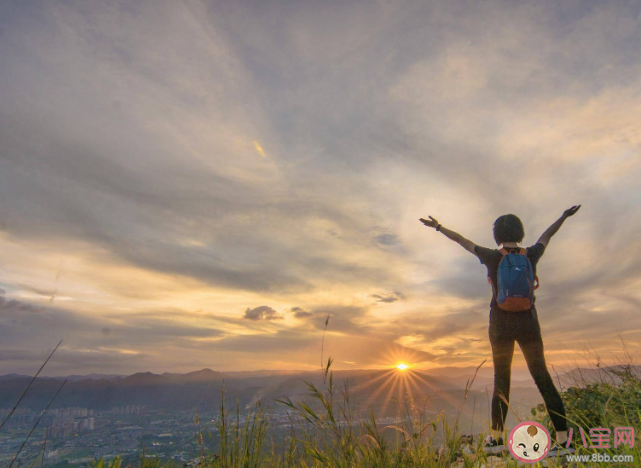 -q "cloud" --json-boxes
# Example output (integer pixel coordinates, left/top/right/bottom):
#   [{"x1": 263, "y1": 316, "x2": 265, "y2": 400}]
[
  {"x1": 374, "y1": 233, "x2": 399, "y2": 247},
  {"x1": 253, "y1": 141, "x2": 267, "y2": 158},
  {"x1": 371, "y1": 291, "x2": 405, "y2": 303},
  {"x1": 0, "y1": 295, "x2": 44, "y2": 314},
  {"x1": 243, "y1": 306, "x2": 283, "y2": 321},
  {"x1": 0, "y1": 296, "x2": 227, "y2": 374},
  {"x1": 0, "y1": 0, "x2": 639, "y2": 374},
  {"x1": 289, "y1": 306, "x2": 314, "y2": 318}
]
